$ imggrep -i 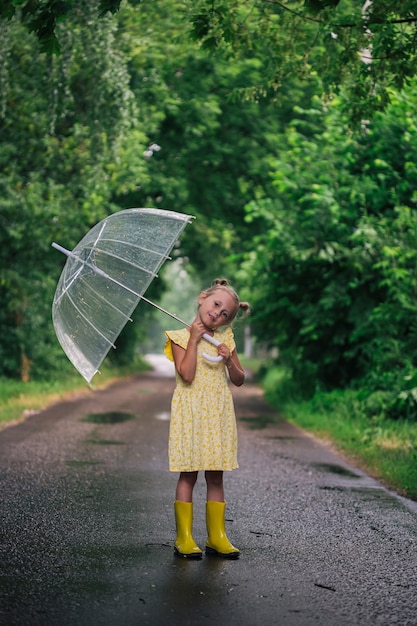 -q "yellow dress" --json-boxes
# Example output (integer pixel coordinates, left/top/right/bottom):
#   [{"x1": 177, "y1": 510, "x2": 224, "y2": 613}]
[{"x1": 164, "y1": 327, "x2": 239, "y2": 472}]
